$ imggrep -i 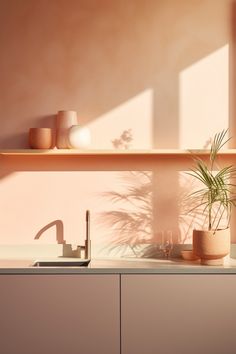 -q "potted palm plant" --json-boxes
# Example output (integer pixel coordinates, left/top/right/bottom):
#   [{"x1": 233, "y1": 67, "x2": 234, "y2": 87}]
[{"x1": 188, "y1": 130, "x2": 236, "y2": 265}]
